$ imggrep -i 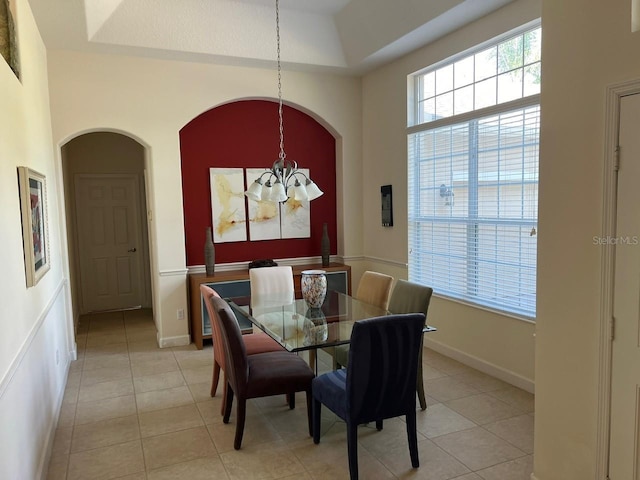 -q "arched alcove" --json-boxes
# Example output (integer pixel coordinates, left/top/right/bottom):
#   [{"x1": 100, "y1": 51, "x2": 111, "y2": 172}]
[{"x1": 180, "y1": 99, "x2": 337, "y2": 266}]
